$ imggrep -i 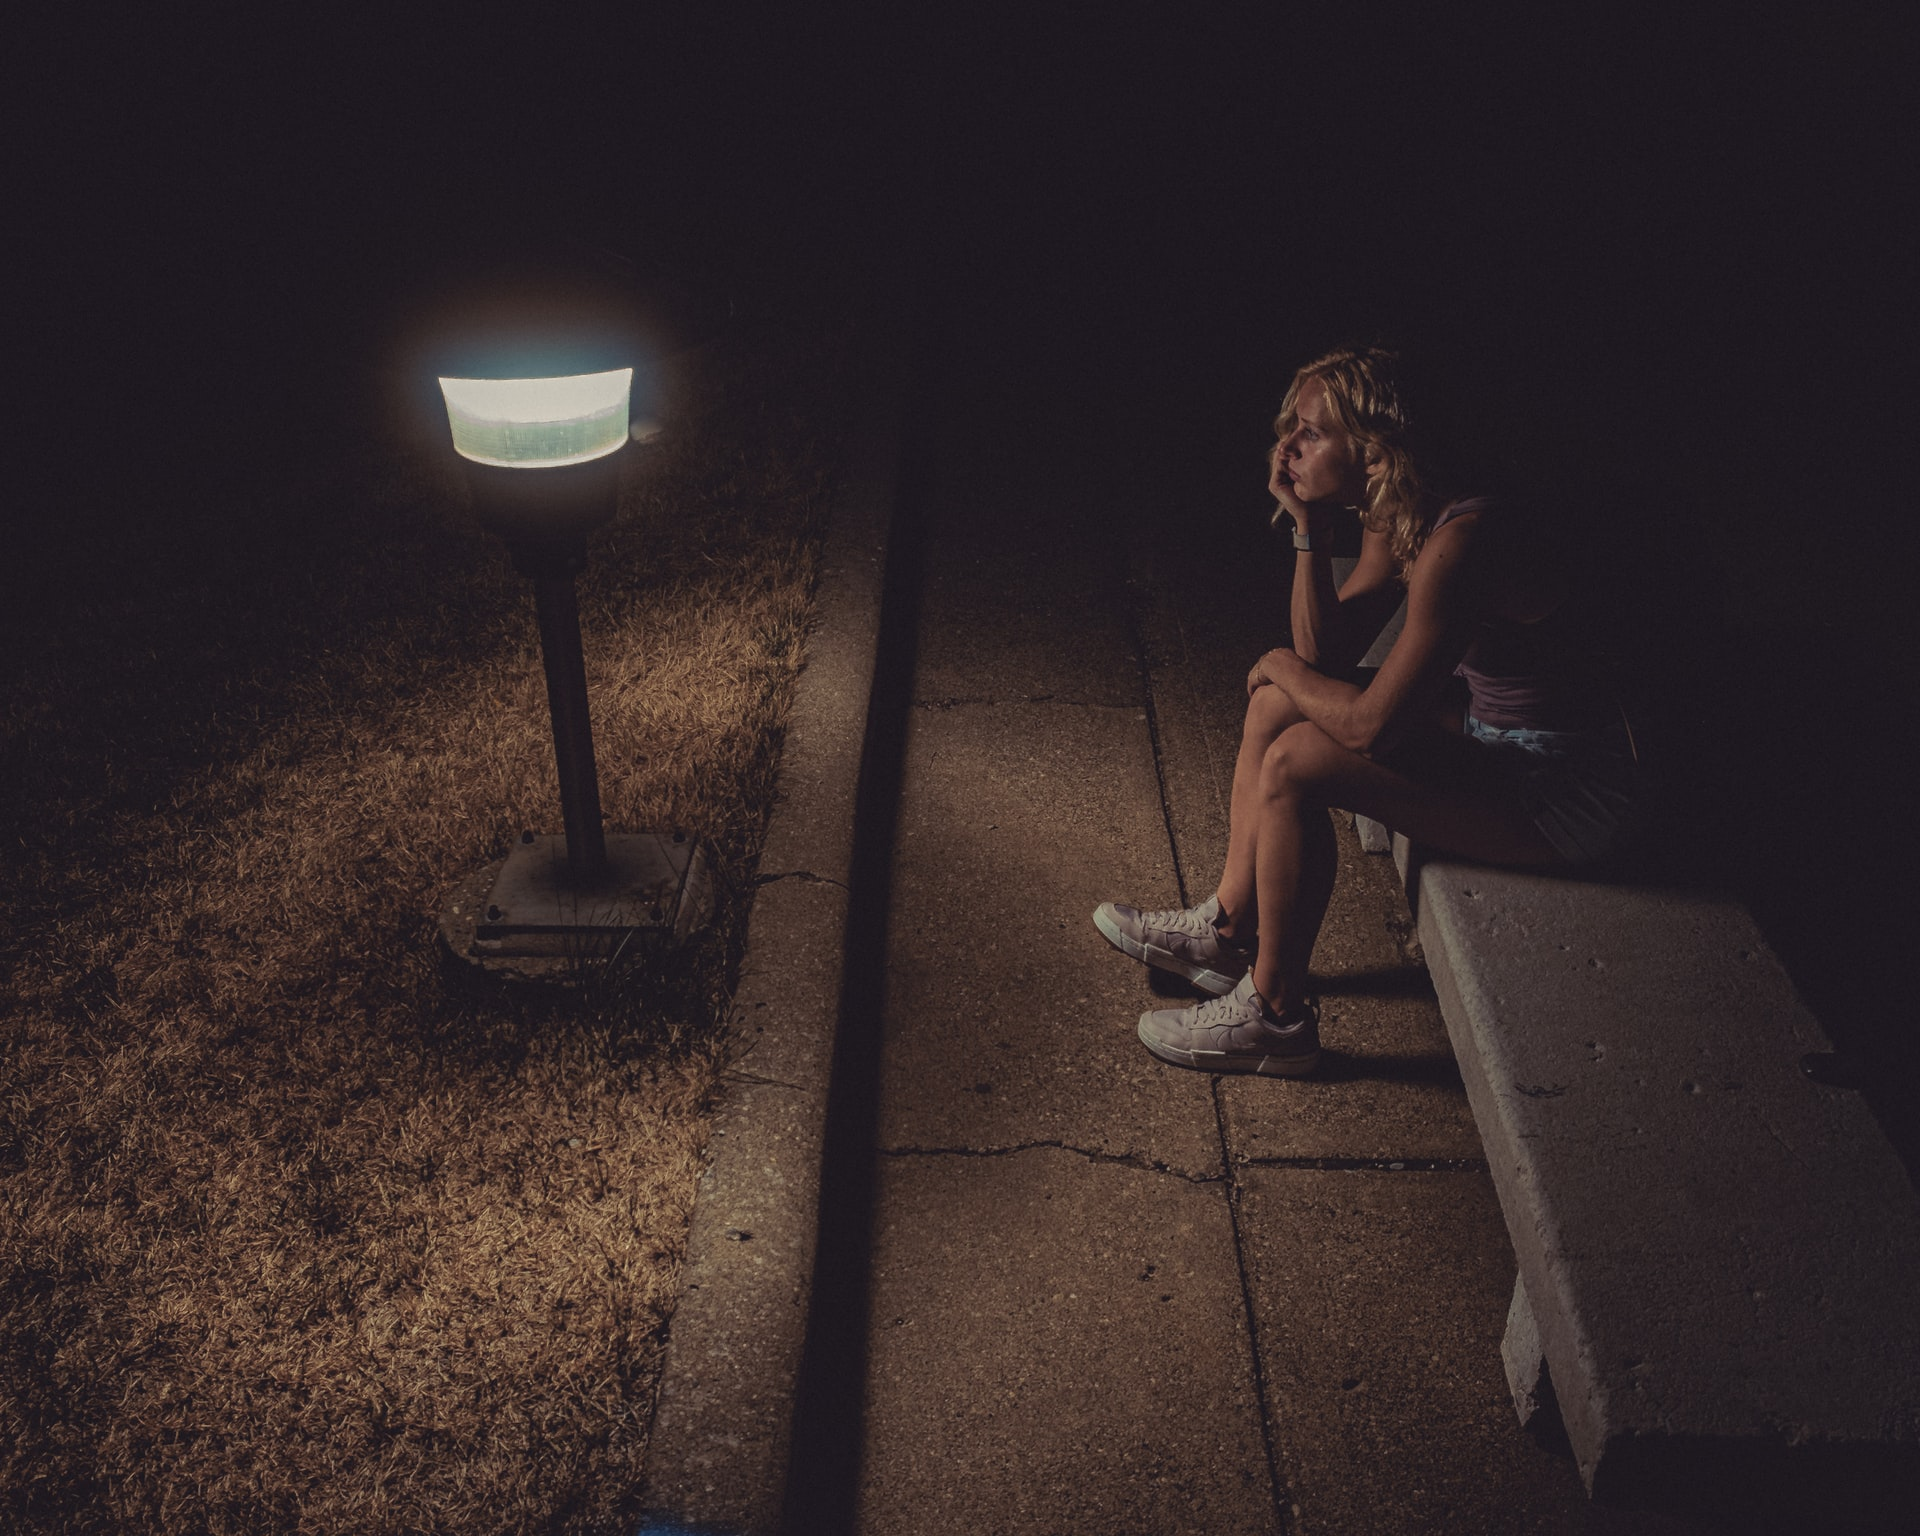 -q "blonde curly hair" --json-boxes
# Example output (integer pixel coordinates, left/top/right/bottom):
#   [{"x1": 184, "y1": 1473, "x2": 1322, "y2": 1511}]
[{"x1": 1272, "y1": 346, "x2": 1446, "y2": 578}]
